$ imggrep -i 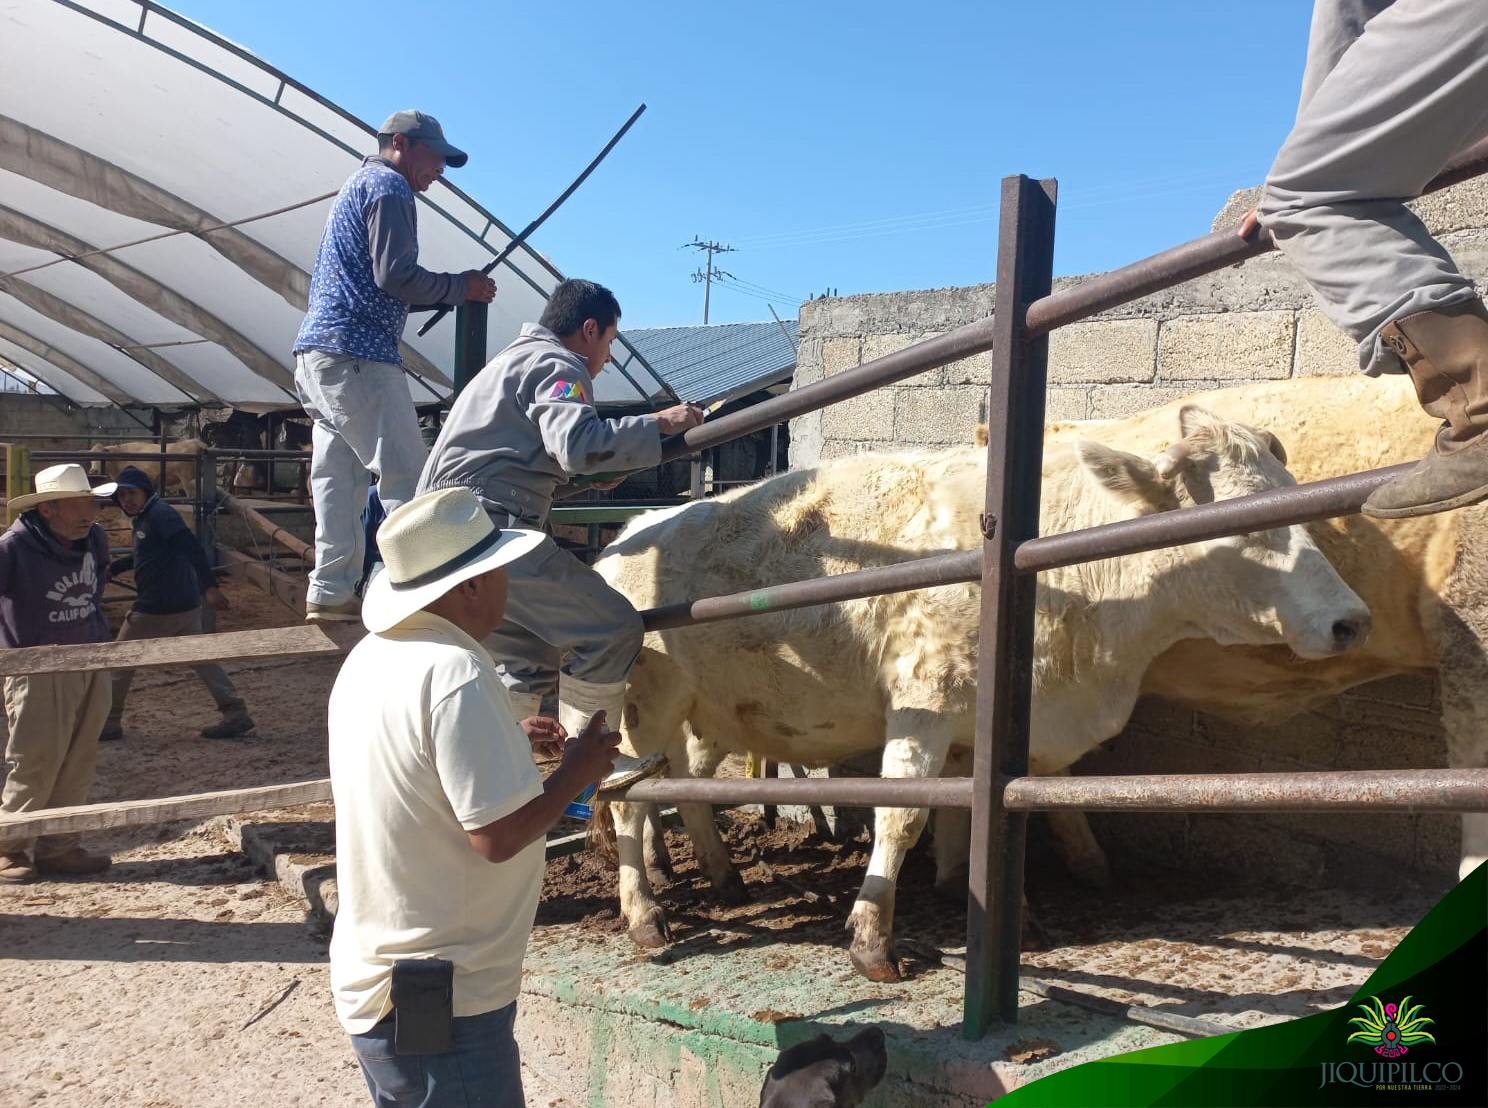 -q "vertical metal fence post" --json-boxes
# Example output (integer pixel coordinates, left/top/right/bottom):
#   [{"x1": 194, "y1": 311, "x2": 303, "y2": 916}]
[
  {"x1": 964, "y1": 175, "x2": 1057, "y2": 1037},
  {"x1": 200, "y1": 449, "x2": 218, "y2": 632},
  {"x1": 454, "y1": 301, "x2": 489, "y2": 397}
]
